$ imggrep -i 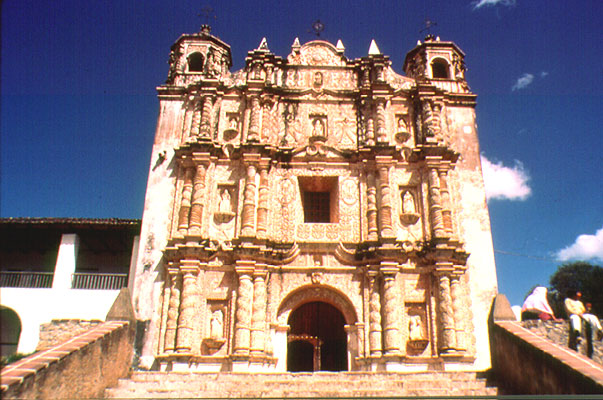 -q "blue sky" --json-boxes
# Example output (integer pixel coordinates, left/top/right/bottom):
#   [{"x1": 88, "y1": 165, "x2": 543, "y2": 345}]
[{"x1": 2, "y1": 0, "x2": 602, "y2": 306}]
